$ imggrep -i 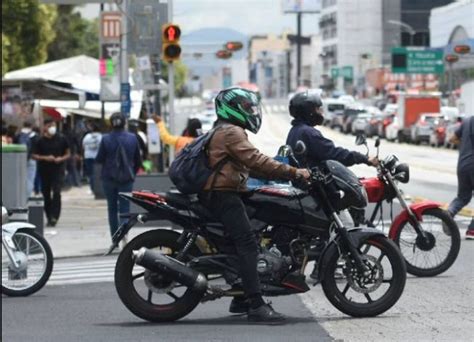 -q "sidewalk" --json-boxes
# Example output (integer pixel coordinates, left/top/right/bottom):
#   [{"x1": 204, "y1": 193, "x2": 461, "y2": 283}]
[{"x1": 44, "y1": 186, "x2": 166, "y2": 259}]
